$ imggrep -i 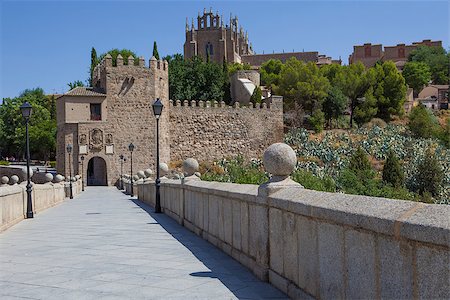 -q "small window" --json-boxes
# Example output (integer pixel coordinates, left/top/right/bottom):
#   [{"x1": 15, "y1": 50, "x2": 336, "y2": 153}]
[
  {"x1": 90, "y1": 103, "x2": 101, "y2": 121},
  {"x1": 205, "y1": 42, "x2": 214, "y2": 56}
]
